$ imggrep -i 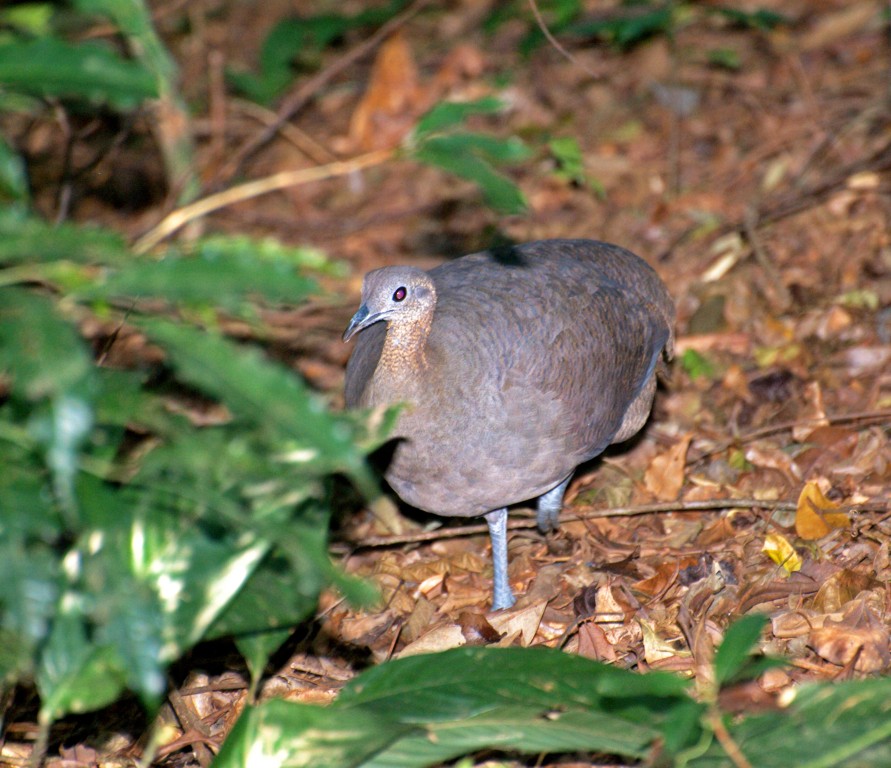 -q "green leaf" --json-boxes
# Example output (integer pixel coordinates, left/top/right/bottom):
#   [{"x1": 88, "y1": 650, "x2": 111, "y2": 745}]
[
  {"x1": 339, "y1": 646, "x2": 690, "y2": 722},
  {"x1": 235, "y1": 628, "x2": 292, "y2": 698},
  {"x1": 81, "y1": 249, "x2": 318, "y2": 312},
  {"x1": 0, "y1": 38, "x2": 157, "y2": 109},
  {"x1": 713, "y1": 614, "x2": 768, "y2": 686},
  {"x1": 0, "y1": 212, "x2": 131, "y2": 267},
  {"x1": 0, "y1": 135, "x2": 28, "y2": 205},
  {"x1": 214, "y1": 698, "x2": 414, "y2": 768},
  {"x1": 680, "y1": 348, "x2": 716, "y2": 381},
  {"x1": 224, "y1": 647, "x2": 694, "y2": 768},
  {"x1": 364, "y1": 706, "x2": 657, "y2": 768},
  {"x1": 708, "y1": 47, "x2": 741, "y2": 70},
  {"x1": 0, "y1": 3, "x2": 54, "y2": 36},
  {"x1": 693, "y1": 677, "x2": 891, "y2": 767},
  {"x1": 716, "y1": 7, "x2": 788, "y2": 31},
  {"x1": 137, "y1": 320, "x2": 366, "y2": 475},
  {"x1": 0, "y1": 287, "x2": 93, "y2": 401},
  {"x1": 413, "y1": 97, "x2": 507, "y2": 138},
  {"x1": 414, "y1": 139, "x2": 527, "y2": 214},
  {"x1": 36, "y1": 605, "x2": 126, "y2": 722}
]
